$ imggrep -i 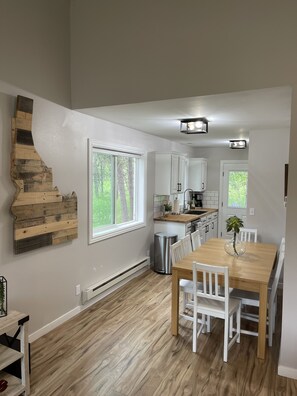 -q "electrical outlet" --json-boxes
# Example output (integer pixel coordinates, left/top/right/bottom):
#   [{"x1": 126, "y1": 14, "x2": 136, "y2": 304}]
[
  {"x1": 75, "y1": 284, "x2": 81, "y2": 296},
  {"x1": 249, "y1": 208, "x2": 255, "y2": 216}
]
